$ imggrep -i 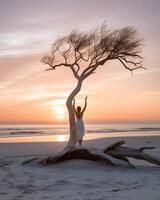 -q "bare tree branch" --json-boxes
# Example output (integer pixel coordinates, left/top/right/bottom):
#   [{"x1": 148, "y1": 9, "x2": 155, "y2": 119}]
[{"x1": 116, "y1": 57, "x2": 146, "y2": 75}]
